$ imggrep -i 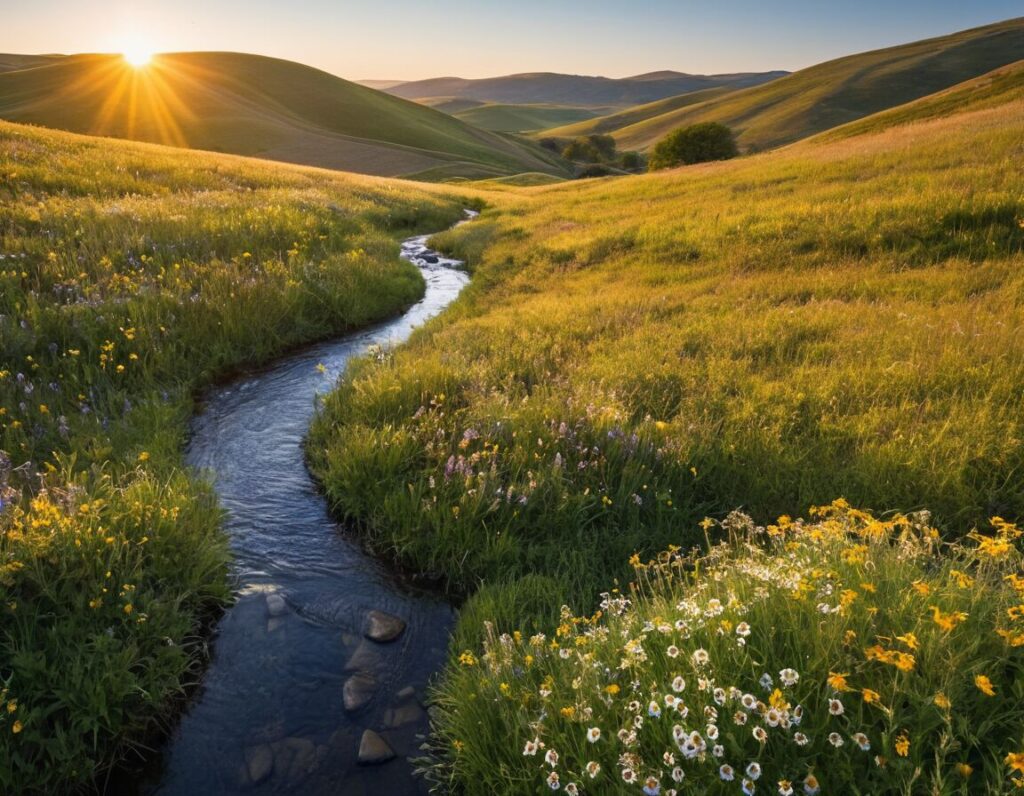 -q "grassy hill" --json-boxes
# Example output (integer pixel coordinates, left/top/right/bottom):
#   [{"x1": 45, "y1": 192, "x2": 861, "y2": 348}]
[
  {"x1": 551, "y1": 16, "x2": 1024, "y2": 151},
  {"x1": 0, "y1": 117, "x2": 469, "y2": 790},
  {"x1": 0, "y1": 52, "x2": 569, "y2": 179},
  {"x1": 452, "y1": 102, "x2": 607, "y2": 132},
  {"x1": 308, "y1": 79, "x2": 1024, "y2": 793},
  {"x1": 382, "y1": 69, "x2": 787, "y2": 106}
]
